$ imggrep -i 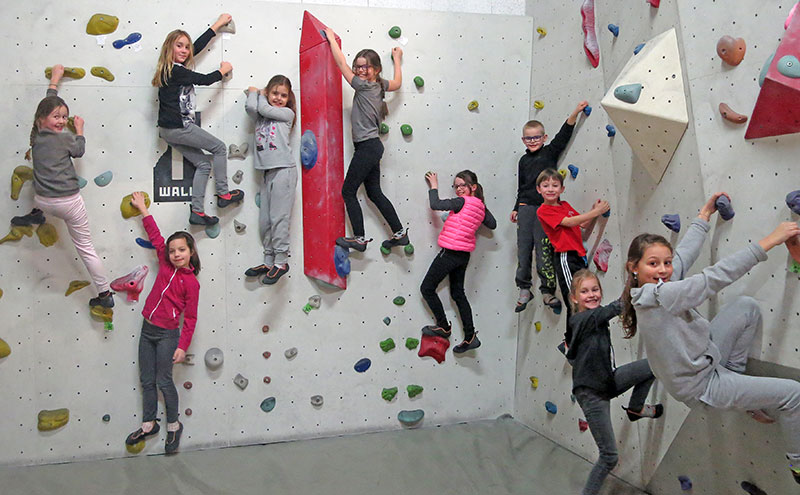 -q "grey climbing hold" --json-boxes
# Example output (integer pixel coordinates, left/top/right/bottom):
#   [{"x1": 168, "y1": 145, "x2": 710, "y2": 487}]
[
  {"x1": 218, "y1": 19, "x2": 236, "y2": 34},
  {"x1": 205, "y1": 223, "x2": 221, "y2": 239},
  {"x1": 228, "y1": 143, "x2": 248, "y2": 160},
  {"x1": 233, "y1": 373, "x2": 249, "y2": 390},
  {"x1": 398, "y1": 409, "x2": 424, "y2": 426},
  {"x1": 310, "y1": 395, "x2": 324, "y2": 407},
  {"x1": 93, "y1": 170, "x2": 113, "y2": 187},
  {"x1": 234, "y1": 219, "x2": 246, "y2": 233},
  {"x1": 204, "y1": 347, "x2": 224, "y2": 370},
  {"x1": 284, "y1": 347, "x2": 298, "y2": 359},
  {"x1": 759, "y1": 52, "x2": 776, "y2": 87},
  {"x1": 232, "y1": 169, "x2": 243, "y2": 184},
  {"x1": 302, "y1": 295, "x2": 321, "y2": 314},
  {"x1": 677, "y1": 476, "x2": 692, "y2": 491},
  {"x1": 715, "y1": 195, "x2": 735, "y2": 220},
  {"x1": 778, "y1": 55, "x2": 800, "y2": 78},
  {"x1": 633, "y1": 42, "x2": 645, "y2": 55},
  {"x1": 661, "y1": 213, "x2": 681, "y2": 233},
  {"x1": 608, "y1": 24, "x2": 619, "y2": 37},
  {"x1": 77, "y1": 176, "x2": 88, "y2": 189},
  {"x1": 300, "y1": 130, "x2": 318, "y2": 170},
  {"x1": 787, "y1": 190, "x2": 800, "y2": 215},
  {"x1": 260, "y1": 397, "x2": 276, "y2": 412},
  {"x1": 614, "y1": 83, "x2": 642, "y2": 104}
]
